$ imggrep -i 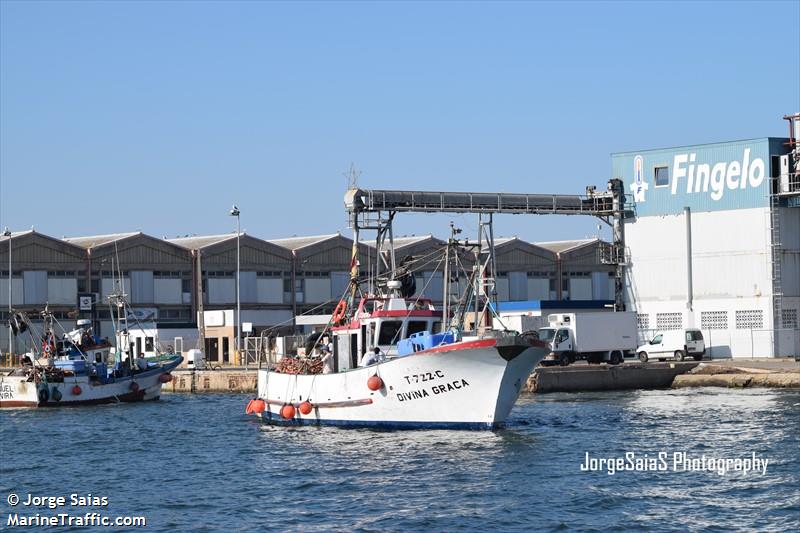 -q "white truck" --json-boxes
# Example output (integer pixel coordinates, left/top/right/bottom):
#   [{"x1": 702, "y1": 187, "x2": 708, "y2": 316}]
[{"x1": 538, "y1": 312, "x2": 638, "y2": 366}]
